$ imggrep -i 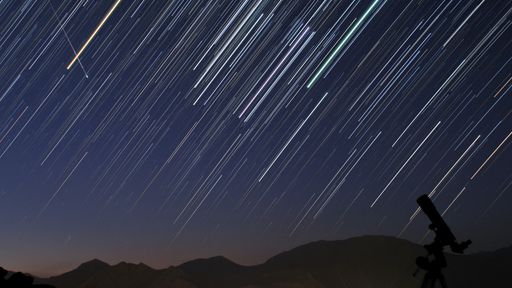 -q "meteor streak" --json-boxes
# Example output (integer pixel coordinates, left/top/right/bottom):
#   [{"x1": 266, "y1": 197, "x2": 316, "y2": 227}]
[
  {"x1": 306, "y1": 0, "x2": 380, "y2": 89},
  {"x1": 66, "y1": 0, "x2": 121, "y2": 70}
]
